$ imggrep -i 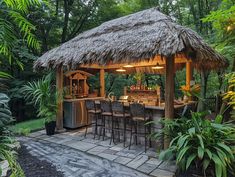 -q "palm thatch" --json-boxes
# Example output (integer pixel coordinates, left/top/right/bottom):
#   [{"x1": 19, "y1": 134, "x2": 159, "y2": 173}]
[{"x1": 34, "y1": 7, "x2": 228, "y2": 70}]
